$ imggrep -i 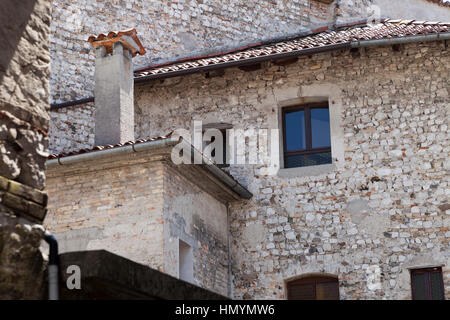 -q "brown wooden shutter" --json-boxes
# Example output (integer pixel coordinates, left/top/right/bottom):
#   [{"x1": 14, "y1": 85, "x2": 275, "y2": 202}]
[
  {"x1": 411, "y1": 267, "x2": 445, "y2": 300},
  {"x1": 287, "y1": 275, "x2": 340, "y2": 300}
]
